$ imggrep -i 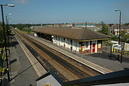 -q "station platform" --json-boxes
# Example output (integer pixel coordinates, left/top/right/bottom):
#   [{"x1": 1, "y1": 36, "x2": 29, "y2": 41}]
[
  {"x1": 8, "y1": 34, "x2": 46, "y2": 86},
  {"x1": 6, "y1": 33, "x2": 129, "y2": 86},
  {"x1": 30, "y1": 35, "x2": 129, "y2": 73}
]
